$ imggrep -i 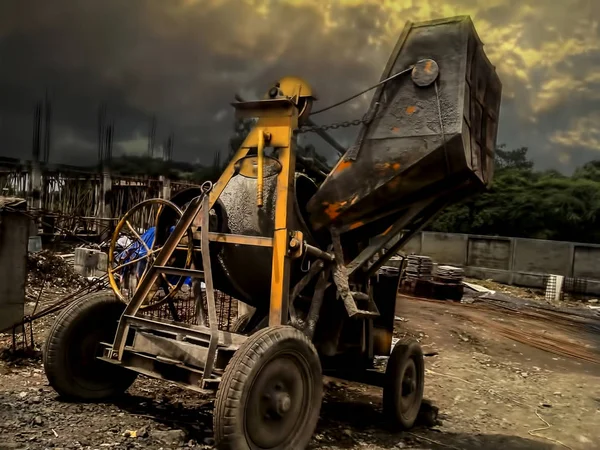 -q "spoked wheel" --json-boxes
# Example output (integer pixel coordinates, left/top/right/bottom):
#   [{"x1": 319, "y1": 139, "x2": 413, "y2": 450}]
[
  {"x1": 43, "y1": 291, "x2": 138, "y2": 401},
  {"x1": 108, "y1": 198, "x2": 194, "y2": 311},
  {"x1": 214, "y1": 326, "x2": 323, "y2": 450},
  {"x1": 382, "y1": 337, "x2": 425, "y2": 429}
]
